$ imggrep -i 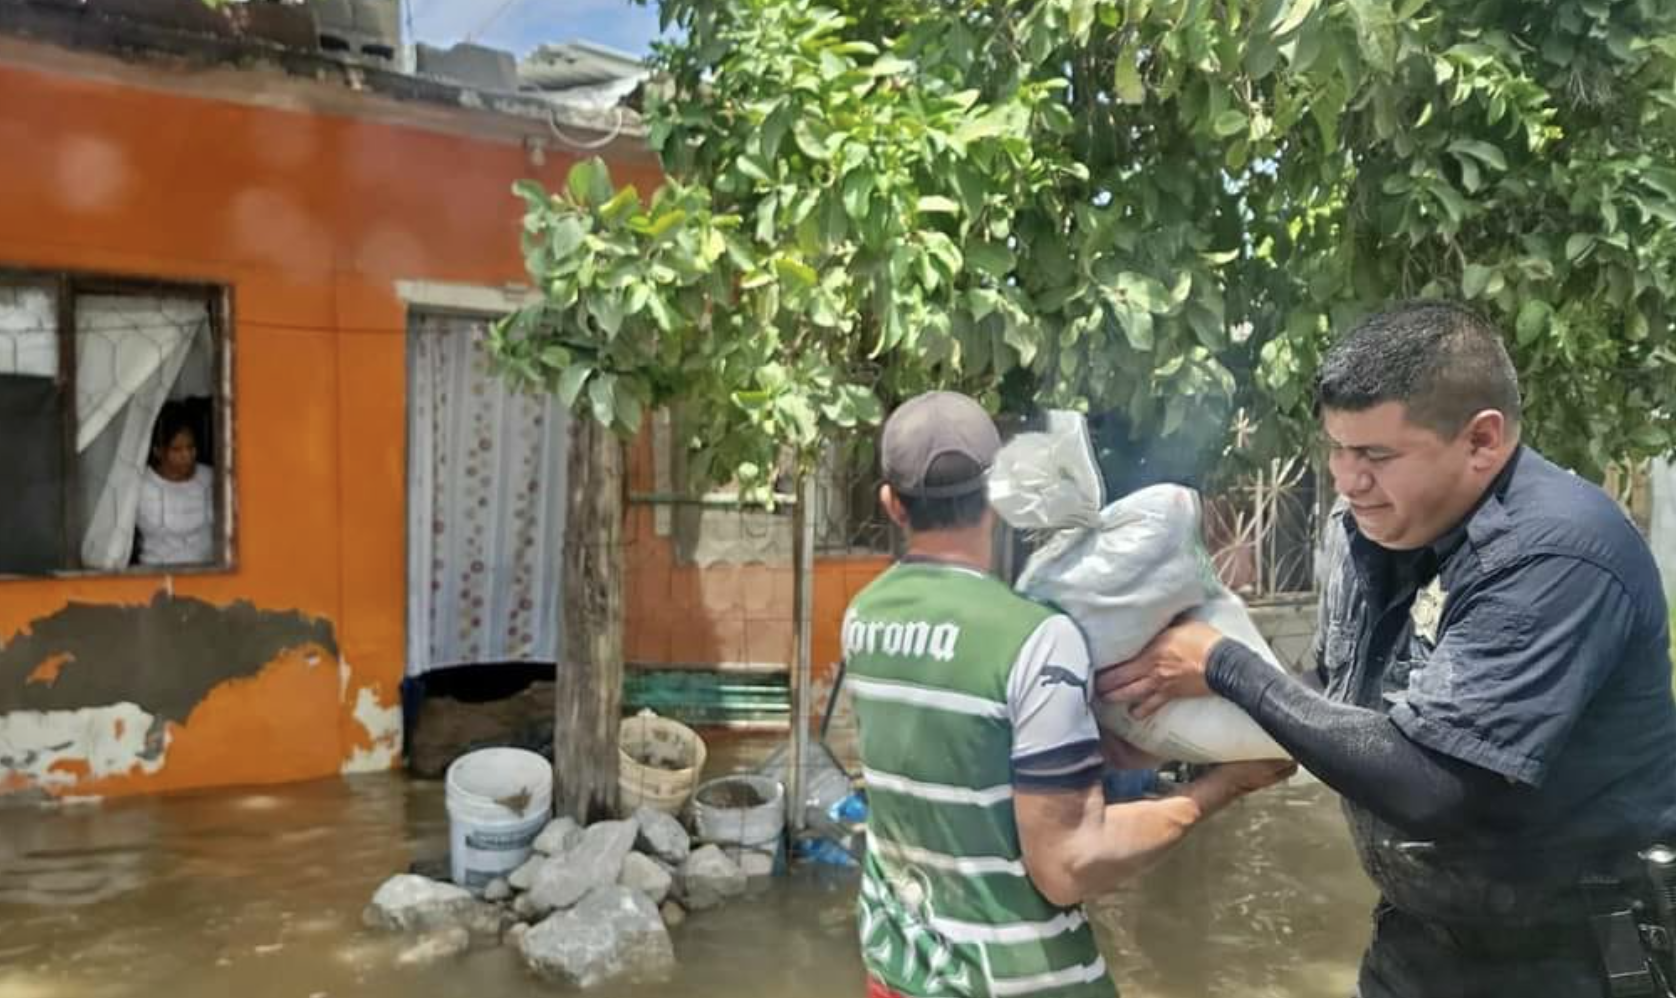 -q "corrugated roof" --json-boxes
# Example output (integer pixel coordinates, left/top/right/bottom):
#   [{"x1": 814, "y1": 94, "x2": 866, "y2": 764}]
[{"x1": 520, "y1": 40, "x2": 648, "y2": 93}]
